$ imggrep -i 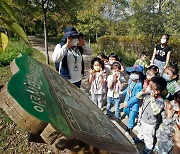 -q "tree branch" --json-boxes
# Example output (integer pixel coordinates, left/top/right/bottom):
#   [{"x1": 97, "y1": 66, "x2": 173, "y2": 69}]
[{"x1": 35, "y1": 0, "x2": 42, "y2": 6}]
